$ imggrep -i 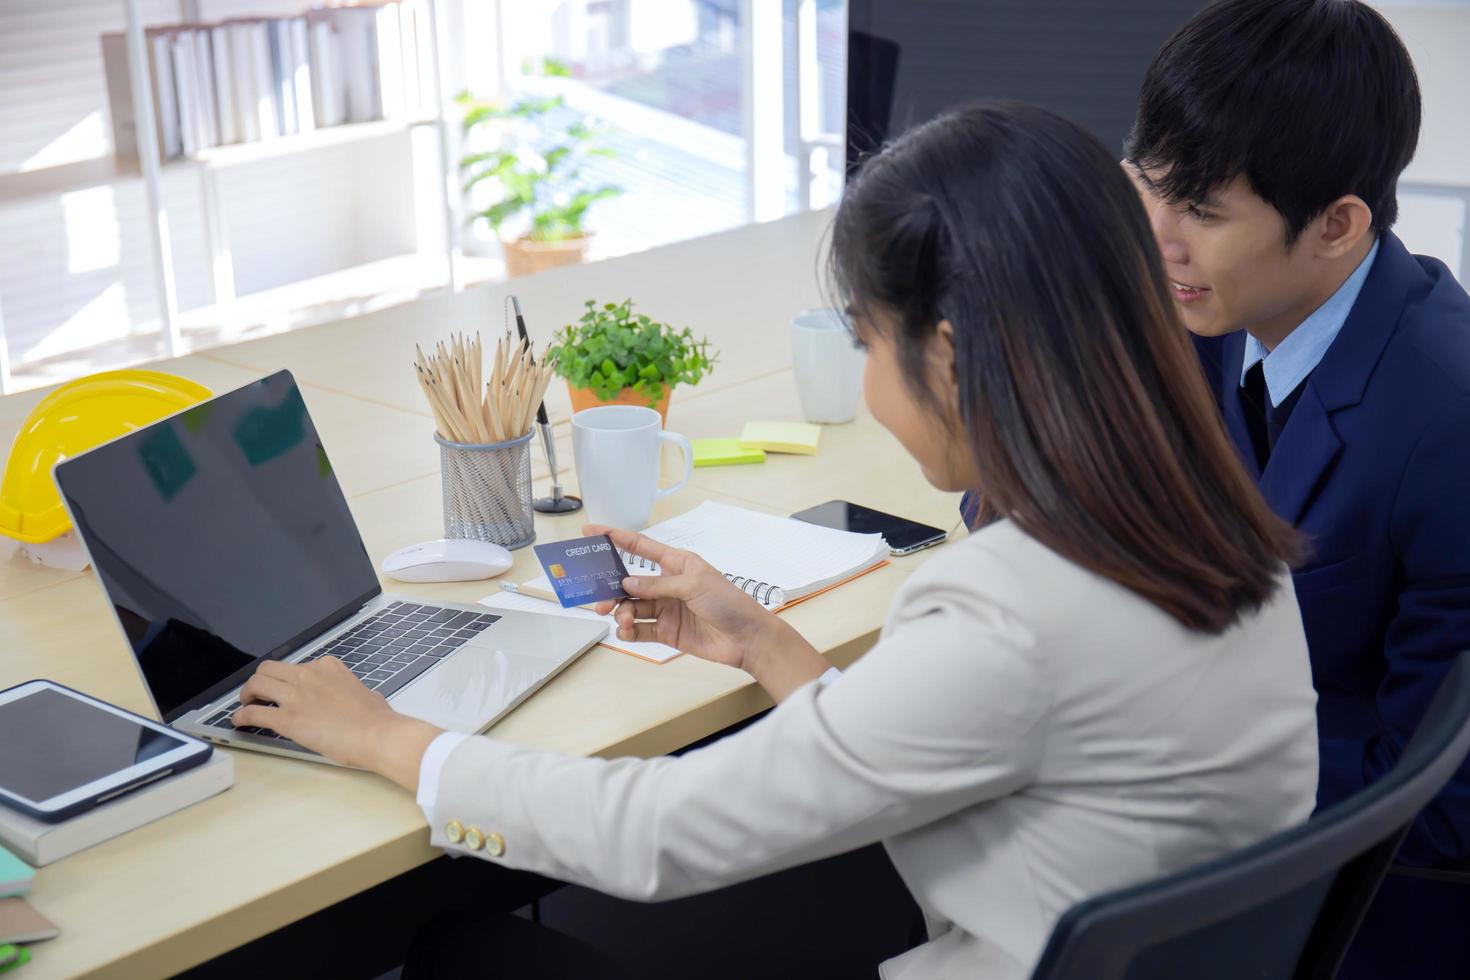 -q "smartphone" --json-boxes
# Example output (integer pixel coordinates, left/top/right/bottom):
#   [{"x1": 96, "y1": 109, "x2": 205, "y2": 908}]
[{"x1": 791, "y1": 500, "x2": 948, "y2": 556}]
